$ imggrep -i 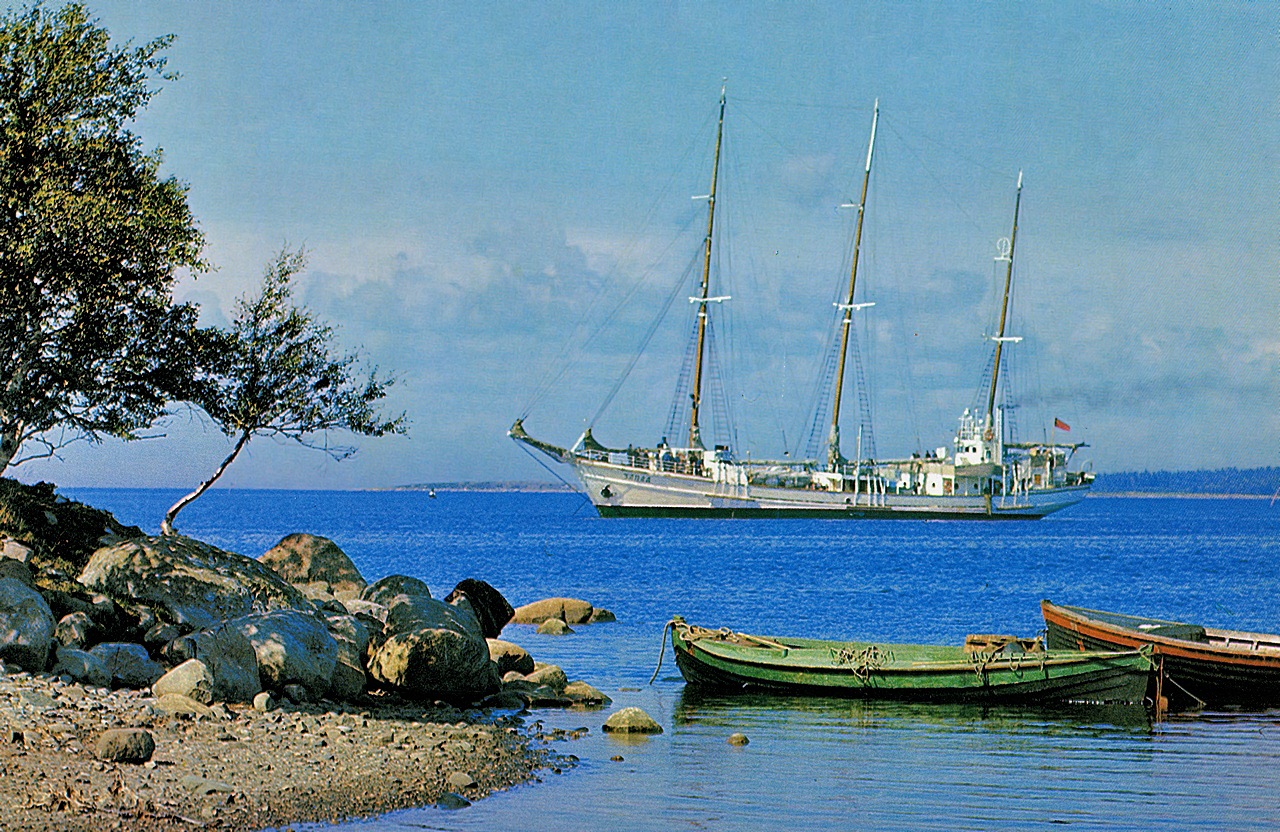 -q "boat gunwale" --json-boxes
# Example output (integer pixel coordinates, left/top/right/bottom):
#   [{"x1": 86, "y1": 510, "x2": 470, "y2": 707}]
[{"x1": 678, "y1": 628, "x2": 1151, "y2": 677}]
